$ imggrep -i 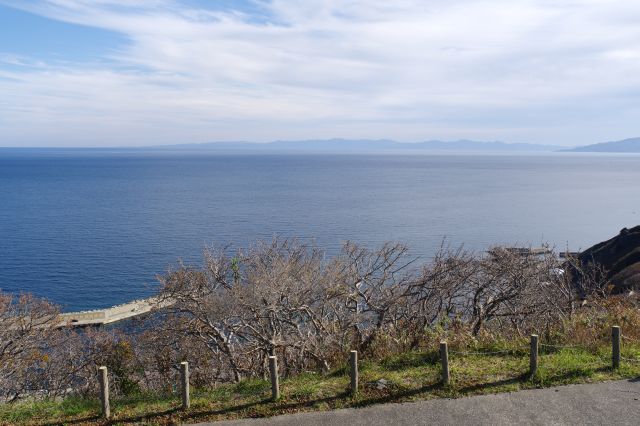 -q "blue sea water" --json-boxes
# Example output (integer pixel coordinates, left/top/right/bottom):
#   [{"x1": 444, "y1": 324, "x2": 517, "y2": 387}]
[{"x1": 1, "y1": 150, "x2": 639, "y2": 312}]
